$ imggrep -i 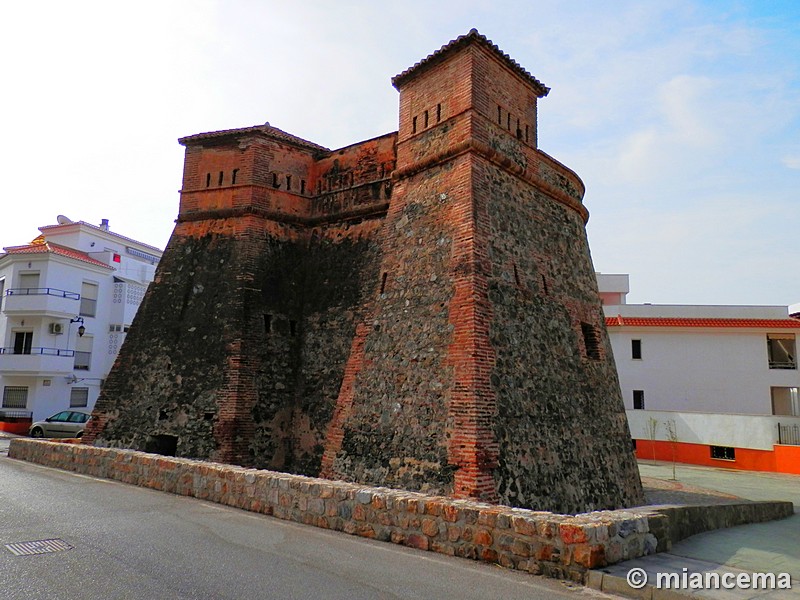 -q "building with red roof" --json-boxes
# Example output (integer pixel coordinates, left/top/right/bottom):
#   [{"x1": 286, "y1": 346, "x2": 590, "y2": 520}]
[
  {"x1": 0, "y1": 218, "x2": 162, "y2": 429},
  {"x1": 599, "y1": 273, "x2": 800, "y2": 474}
]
